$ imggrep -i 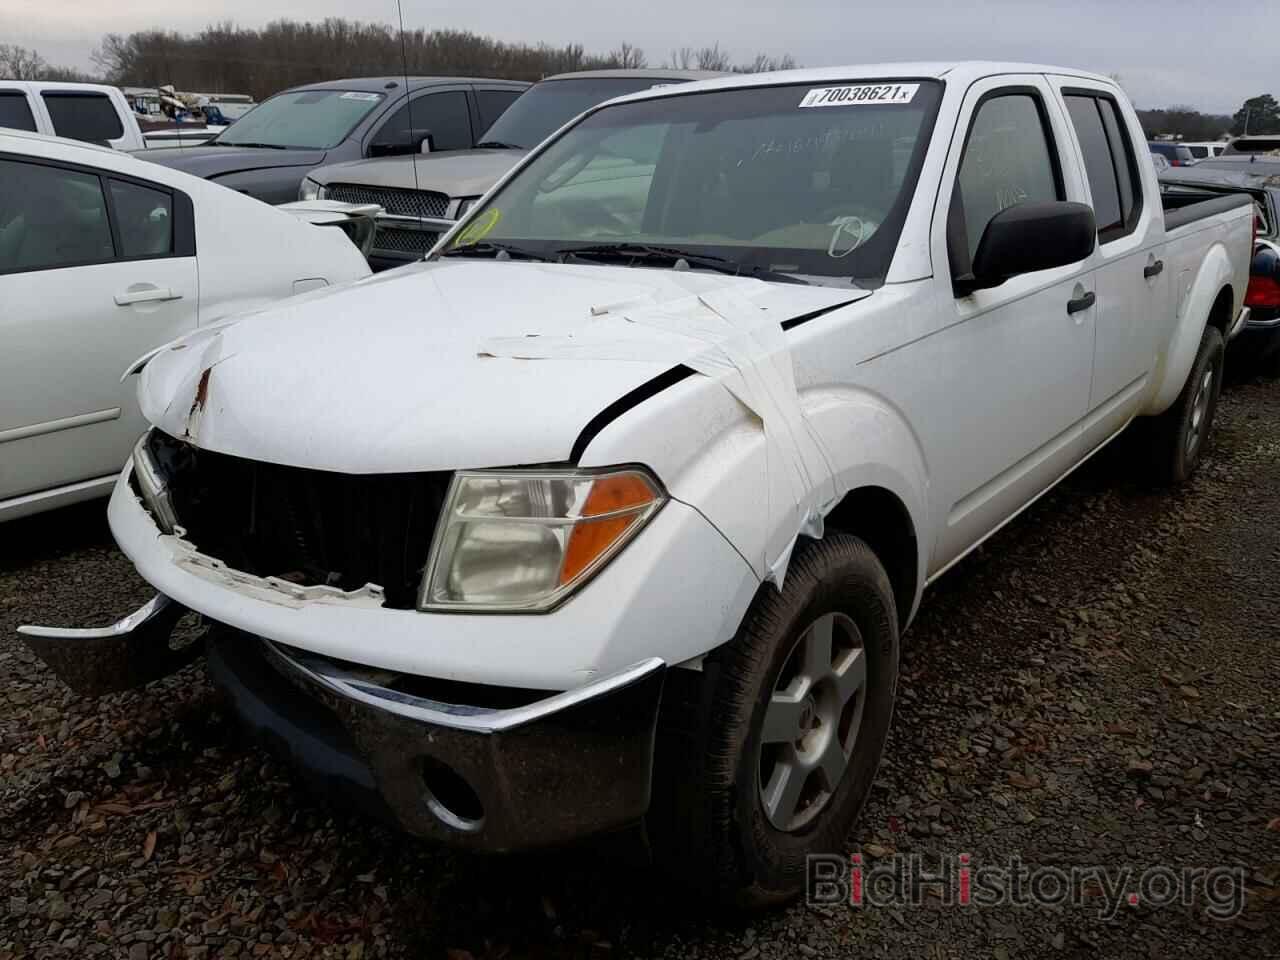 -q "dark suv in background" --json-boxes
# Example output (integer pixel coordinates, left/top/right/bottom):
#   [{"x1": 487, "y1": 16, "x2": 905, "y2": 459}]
[
  {"x1": 135, "y1": 76, "x2": 528, "y2": 204},
  {"x1": 1148, "y1": 141, "x2": 1196, "y2": 167},
  {"x1": 303, "y1": 69, "x2": 721, "y2": 269}
]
